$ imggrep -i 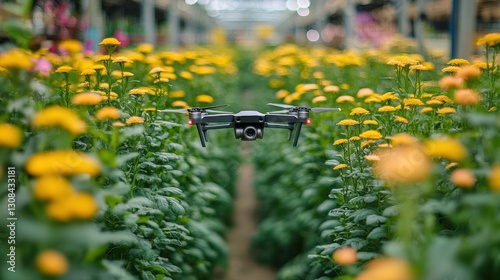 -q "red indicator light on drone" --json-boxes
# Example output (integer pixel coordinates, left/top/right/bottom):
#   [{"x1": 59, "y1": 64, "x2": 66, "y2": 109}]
[
  {"x1": 306, "y1": 118, "x2": 312, "y2": 125},
  {"x1": 188, "y1": 119, "x2": 194, "y2": 126}
]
